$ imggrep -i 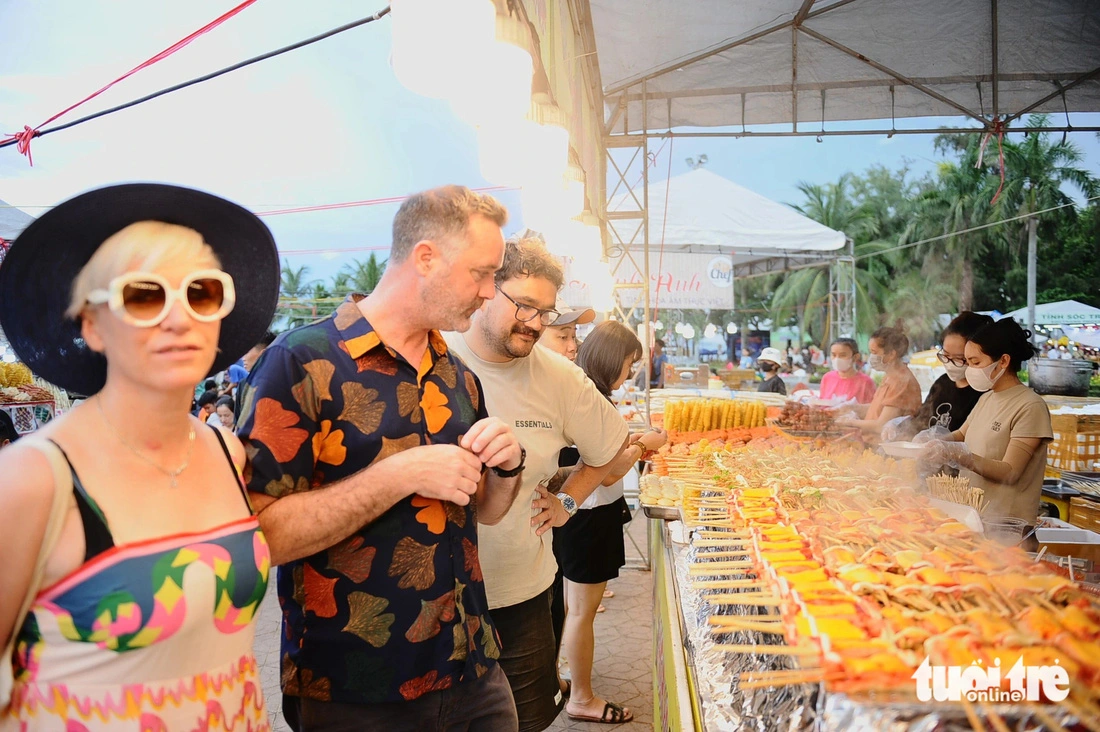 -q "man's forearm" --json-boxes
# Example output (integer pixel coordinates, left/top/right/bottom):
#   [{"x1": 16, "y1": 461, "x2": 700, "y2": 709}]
[
  {"x1": 476, "y1": 472, "x2": 524, "y2": 526},
  {"x1": 255, "y1": 472, "x2": 408, "y2": 565},
  {"x1": 559, "y1": 460, "x2": 617, "y2": 505}
]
